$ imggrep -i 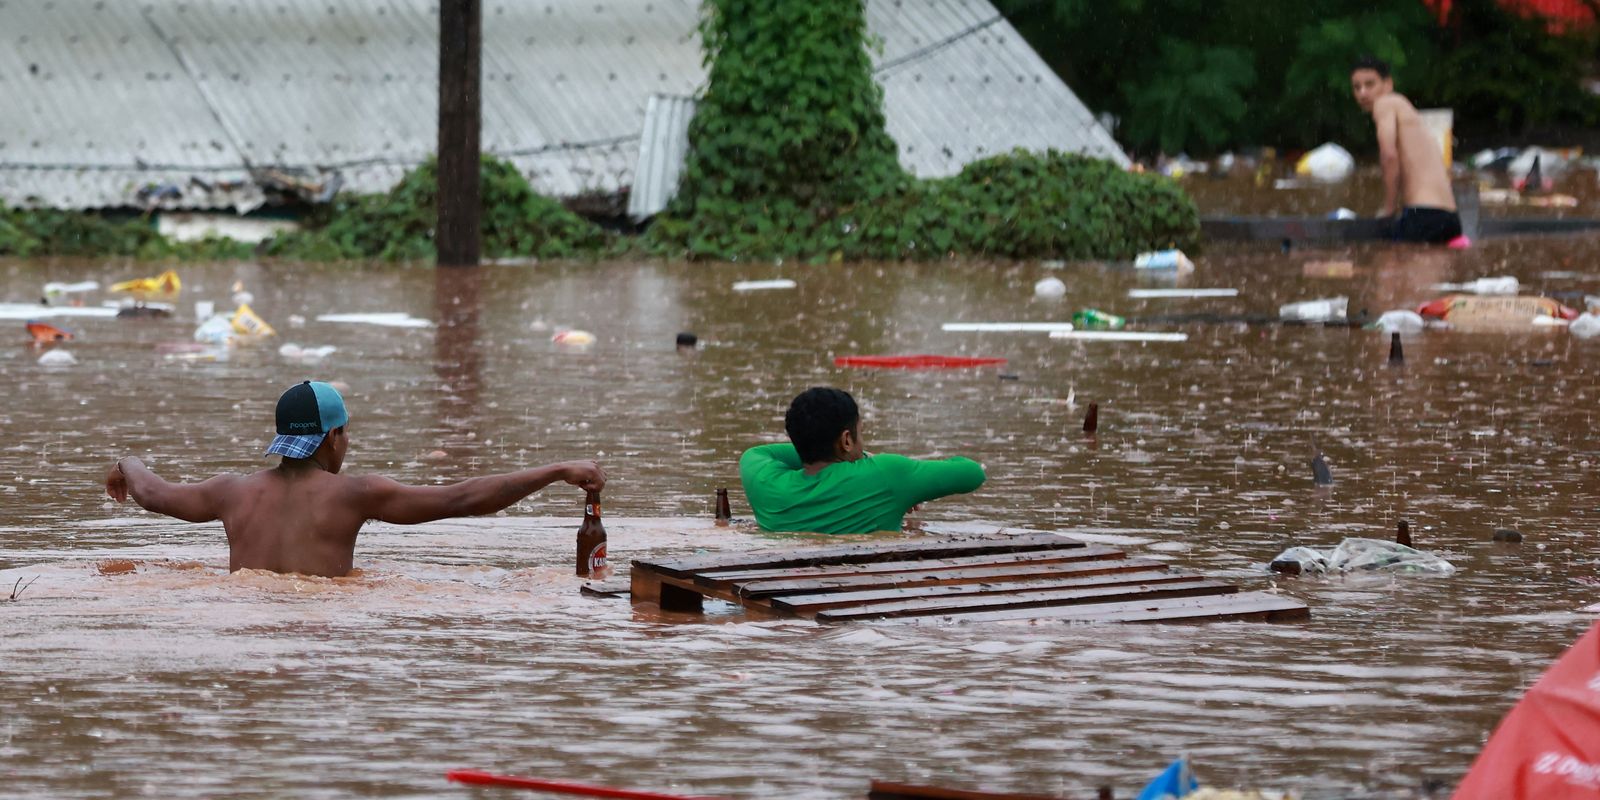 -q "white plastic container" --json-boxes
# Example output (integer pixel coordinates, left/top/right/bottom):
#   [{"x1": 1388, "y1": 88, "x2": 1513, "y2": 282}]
[
  {"x1": 1278, "y1": 296, "x2": 1349, "y2": 322},
  {"x1": 1133, "y1": 249, "x2": 1195, "y2": 272}
]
